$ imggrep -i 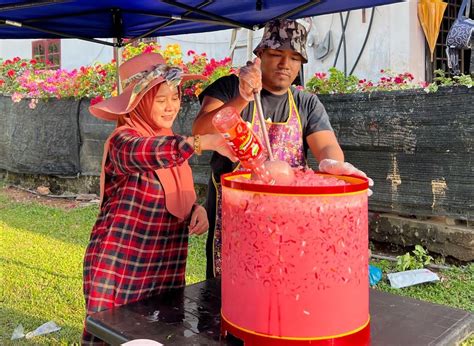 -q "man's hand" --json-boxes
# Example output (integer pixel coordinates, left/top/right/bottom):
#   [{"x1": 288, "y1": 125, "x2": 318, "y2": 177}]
[
  {"x1": 238, "y1": 58, "x2": 262, "y2": 101},
  {"x1": 319, "y1": 159, "x2": 374, "y2": 196}
]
